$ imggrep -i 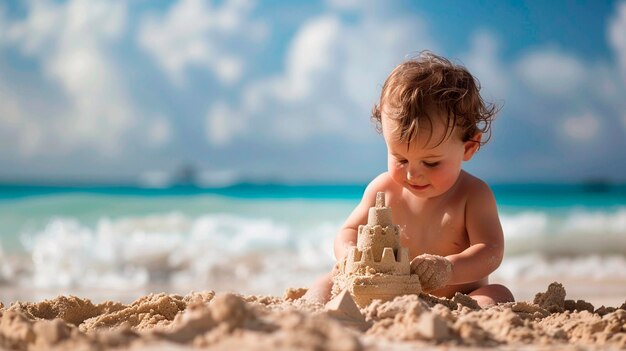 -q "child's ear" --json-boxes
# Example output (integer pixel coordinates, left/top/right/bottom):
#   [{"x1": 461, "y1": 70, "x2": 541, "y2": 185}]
[{"x1": 462, "y1": 133, "x2": 482, "y2": 161}]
